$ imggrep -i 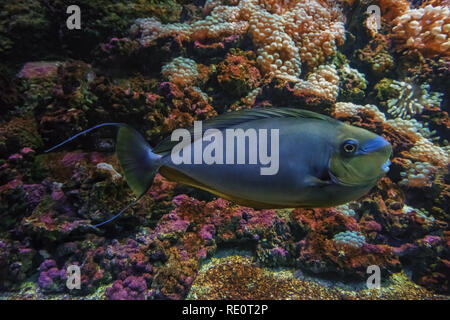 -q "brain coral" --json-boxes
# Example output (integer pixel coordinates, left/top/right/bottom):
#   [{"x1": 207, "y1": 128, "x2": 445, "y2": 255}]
[{"x1": 333, "y1": 231, "x2": 366, "y2": 248}]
